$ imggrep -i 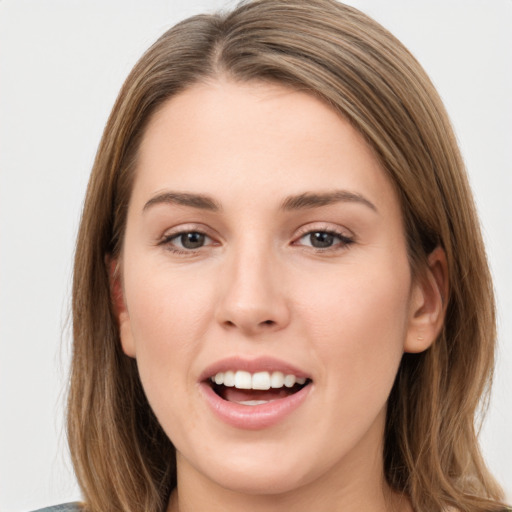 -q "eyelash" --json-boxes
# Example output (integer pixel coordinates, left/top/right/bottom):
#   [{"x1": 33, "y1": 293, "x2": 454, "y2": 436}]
[{"x1": 158, "y1": 226, "x2": 355, "y2": 255}]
